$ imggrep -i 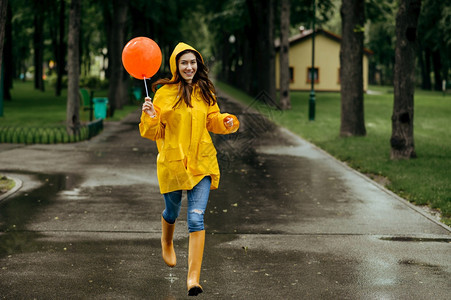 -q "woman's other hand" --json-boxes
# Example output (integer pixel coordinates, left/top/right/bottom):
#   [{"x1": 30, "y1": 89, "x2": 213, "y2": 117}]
[
  {"x1": 223, "y1": 116, "x2": 234, "y2": 128},
  {"x1": 142, "y1": 97, "x2": 156, "y2": 118},
  {"x1": 223, "y1": 115, "x2": 239, "y2": 133}
]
